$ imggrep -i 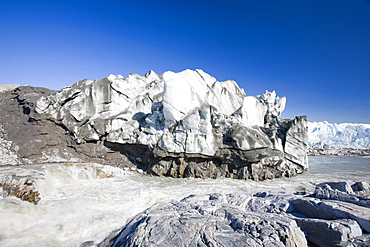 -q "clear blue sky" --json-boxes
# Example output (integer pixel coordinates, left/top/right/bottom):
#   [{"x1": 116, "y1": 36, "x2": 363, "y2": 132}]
[{"x1": 1, "y1": 0, "x2": 369, "y2": 123}]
